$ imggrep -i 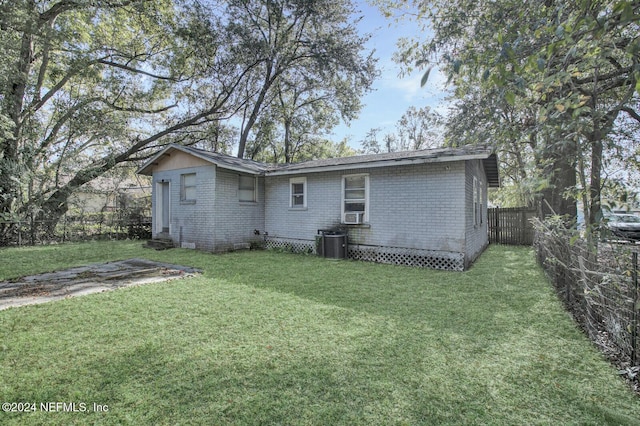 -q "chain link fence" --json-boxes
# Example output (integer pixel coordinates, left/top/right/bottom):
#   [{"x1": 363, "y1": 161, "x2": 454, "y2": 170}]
[
  {"x1": 533, "y1": 217, "x2": 639, "y2": 390},
  {"x1": 1, "y1": 211, "x2": 151, "y2": 246}
]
